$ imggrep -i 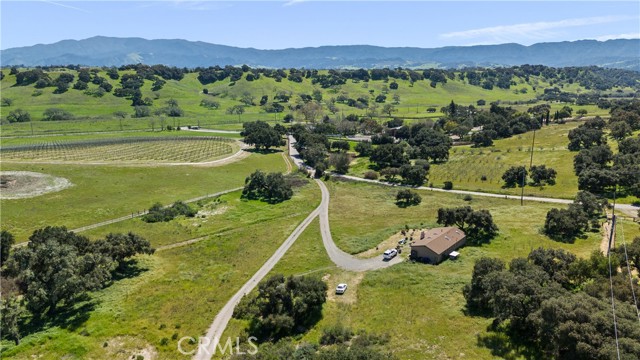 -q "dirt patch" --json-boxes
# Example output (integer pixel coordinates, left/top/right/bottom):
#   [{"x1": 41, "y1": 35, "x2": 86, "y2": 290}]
[
  {"x1": 355, "y1": 229, "x2": 423, "y2": 259},
  {"x1": 326, "y1": 272, "x2": 365, "y2": 305},
  {"x1": 101, "y1": 335, "x2": 158, "y2": 360},
  {"x1": 0, "y1": 171, "x2": 73, "y2": 199},
  {"x1": 601, "y1": 218, "x2": 616, "y2": 254},
  {"x1": 196, "y1": 205, "x2": 229, "y2": 217}
]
